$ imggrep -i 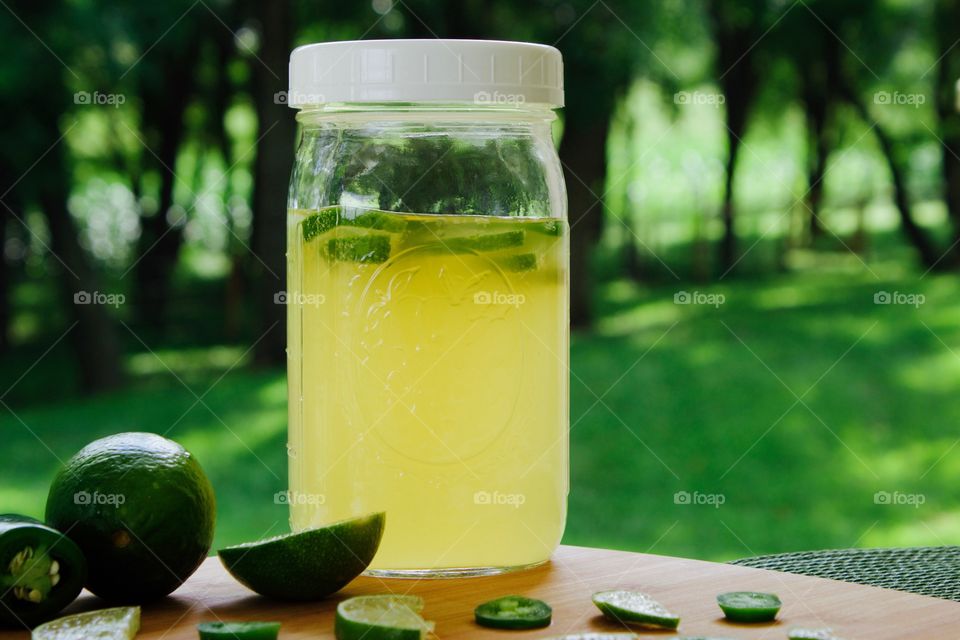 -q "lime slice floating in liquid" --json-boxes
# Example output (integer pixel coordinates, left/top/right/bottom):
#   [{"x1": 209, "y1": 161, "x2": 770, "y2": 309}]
[
  {"x1": 326, "y1": 235, "x2": 392, "y2": 263},
  {"x1": 302, "y1": 209, "x2": 339, "y2": 241},
  {"x1": 442, "y1": 229, "x2": 525, "y2": 253}
]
